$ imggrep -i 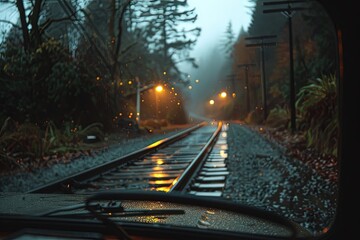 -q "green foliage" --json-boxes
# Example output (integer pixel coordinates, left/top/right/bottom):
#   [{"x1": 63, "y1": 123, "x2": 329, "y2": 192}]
[
  {"x1": 0, "y1": 118, "x2": 104, "y2": 171},
  {"x1": 0, "y1": 38, "x2": 104, "y2": 126},
  {"x1": 296, "y1": 74, "x2": 338, "y2": 155},
  {"x1": 266, "y1": 105, "x2": 290, "y2": 129},
  {"x1": 244, "y1": 107, "x2": 264, "y2": 125}
]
